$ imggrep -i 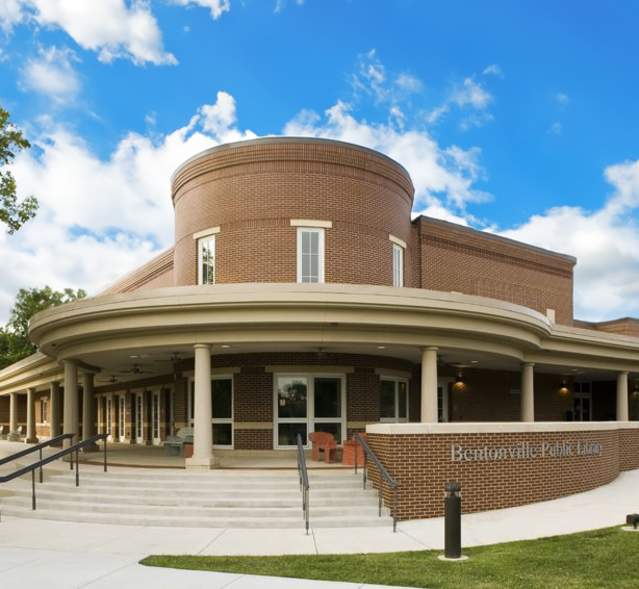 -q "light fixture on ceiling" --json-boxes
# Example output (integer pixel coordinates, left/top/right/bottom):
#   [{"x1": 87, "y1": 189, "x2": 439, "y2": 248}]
[
  {"x1": 377, "y1": 346, "x2": 386, "y2": 350},
  {"x1": 559, "y1": 379, "x2": 571, "y2": 397},
  {"x1": 221, "y1": 344, "x2": 231, "y2": 349},
  {"x1": 452, "y1": 371, "x2": 466, "y2": 392},
  {"x1": 470, "y1": 360, "x2": 479, "y2": 365}
]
